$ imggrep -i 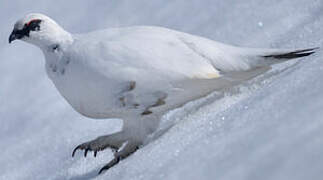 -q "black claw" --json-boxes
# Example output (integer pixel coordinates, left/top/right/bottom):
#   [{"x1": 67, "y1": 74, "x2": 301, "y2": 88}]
[
  {"x1": 98, "y1": 157, "x2": 120, "y2": 174},
  {"x1": 72, "y1": 145, "x2": 81, "y2": 157},
  {"x1": 84, "y1": 149, "x2": 89, "y2": 157},
  {"x1": 72, "y1": 142, "x2": 121, "y2": 159},
  {"x1": 98, "y1": 167, "x2": 106, "y2": 174},
  {"x1": 94, "y1": 151, "x2": 97, "y2": 157}
]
